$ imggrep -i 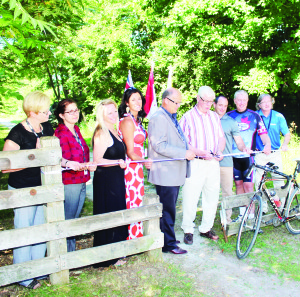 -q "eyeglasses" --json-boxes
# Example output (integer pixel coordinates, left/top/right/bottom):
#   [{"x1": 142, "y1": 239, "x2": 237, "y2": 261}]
[
  {"x1": 65, "y1": 109, "x2": 80, "y2": 115},
  {"x1": 259, "y1": 101, "x2": 272, "y2": 105},
  {"x1": 39, "y1": 110, "x2": 51, "y2": 115},
  {"x1": 199, "y1": 96, "x2": 214, "y2": 105},
  {"x1": 166, "y1": 97, "x2": 181, "y2": 106}
]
